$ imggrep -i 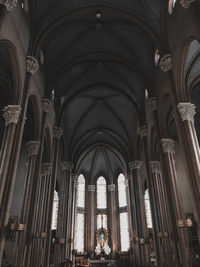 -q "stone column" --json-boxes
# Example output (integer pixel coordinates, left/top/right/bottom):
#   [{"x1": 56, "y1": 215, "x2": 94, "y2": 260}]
[
  {"x1": 129, "y1": 161, "x2": 151, "y2": 266},
  {"x1": 160, "y1": 138, "x2": 192, "y2": 267},
  {"x1": 107, "y1": 184, "x2": 118, "y2": 253},
  {"x1": 57, "y1": 162, "x2": 73, "y2": 264},
  {"x1": 0, "y1": 105, "x2": 21, "y2": 262},
  {"x1": 32, "y1": 163, "x2": 52, "y2": 267},
  {"x1": 177, "y1": 103, "x2": 200, "y2": 240},
  {"x1": 86, "y1": 184, "x2": 96, "y2": 255},
  {"x1": 150, "y1": 161, "x2": 175, "y2": 267},
  {"x1": 14, "y1": 141, "x2": 40, "y2": 267},
  {"x1": 128, "y1": 162, "x2": 142, "y2": 266},
  {"x1": 44, "y1": 127, "x2": 63, "y2": 267}
]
